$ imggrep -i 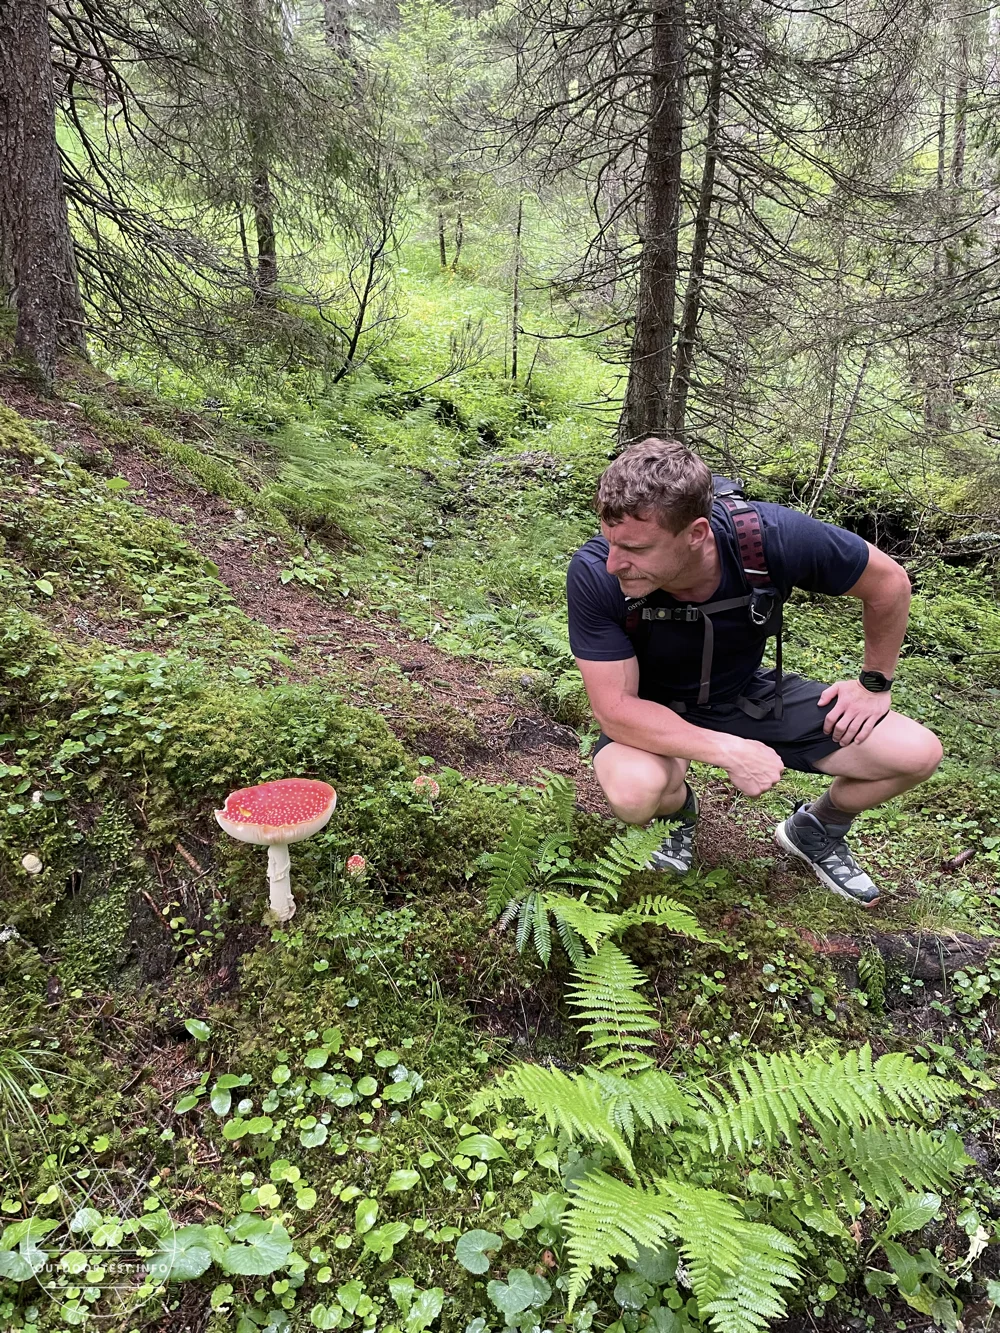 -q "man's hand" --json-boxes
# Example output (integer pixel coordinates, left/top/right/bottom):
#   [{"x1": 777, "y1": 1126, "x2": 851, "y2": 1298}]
[
  {"x1": 722, "y1": 737, "x2": 785, "y2": 796},
  {"x1": 819, "y1": 679, "x2": 892, "y2": 745}
]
